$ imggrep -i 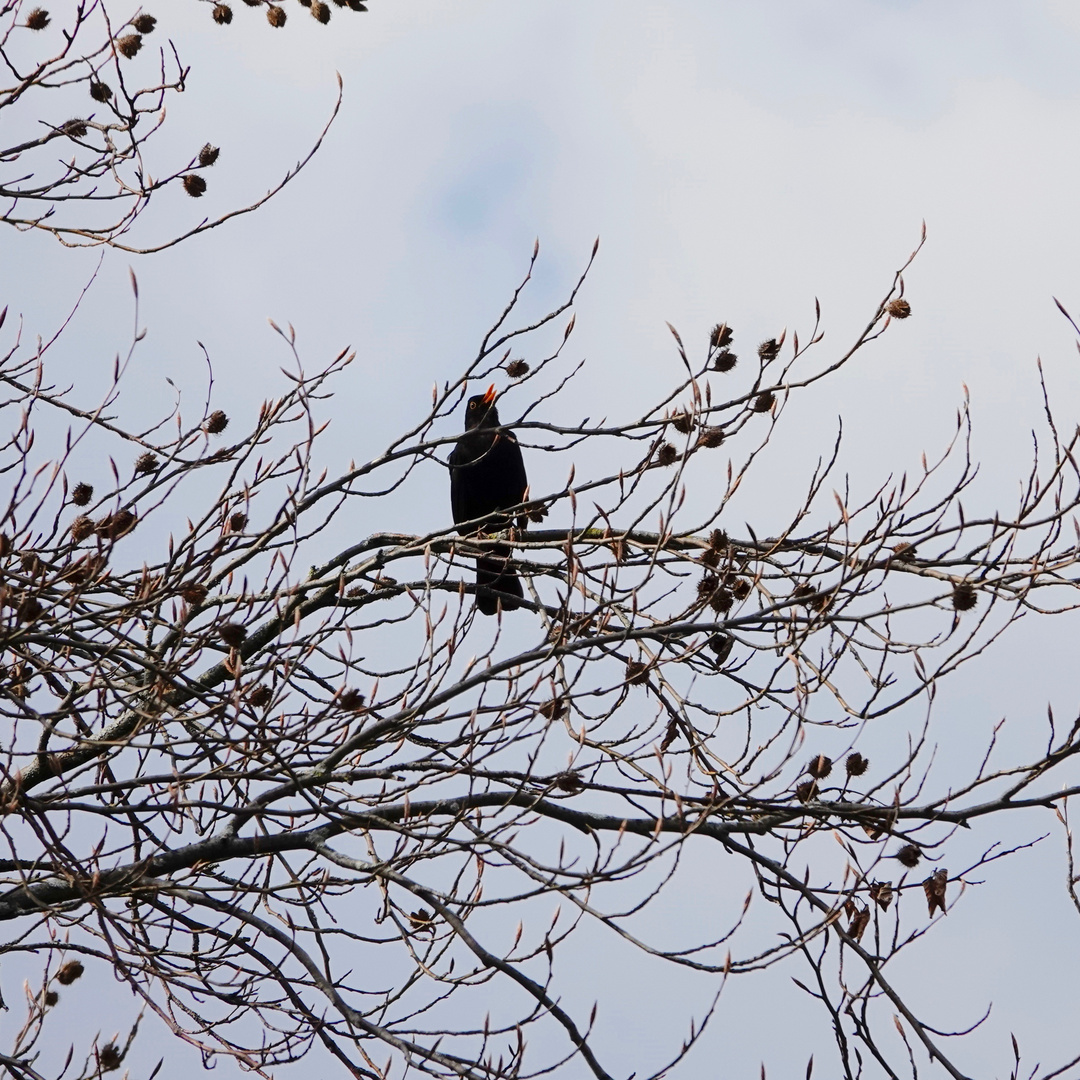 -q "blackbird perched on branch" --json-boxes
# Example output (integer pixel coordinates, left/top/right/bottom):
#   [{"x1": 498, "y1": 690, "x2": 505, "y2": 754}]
[{"x1": 449, "y1": 385, "x2": 528, "y2": 615}]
